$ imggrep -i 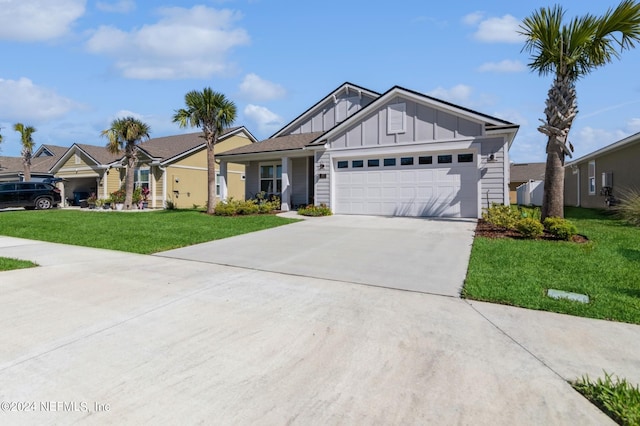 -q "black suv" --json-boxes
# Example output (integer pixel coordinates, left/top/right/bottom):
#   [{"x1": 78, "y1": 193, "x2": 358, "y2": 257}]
[{"x1": 0, "y1": 181, "x2": 62, "y2": 210}]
